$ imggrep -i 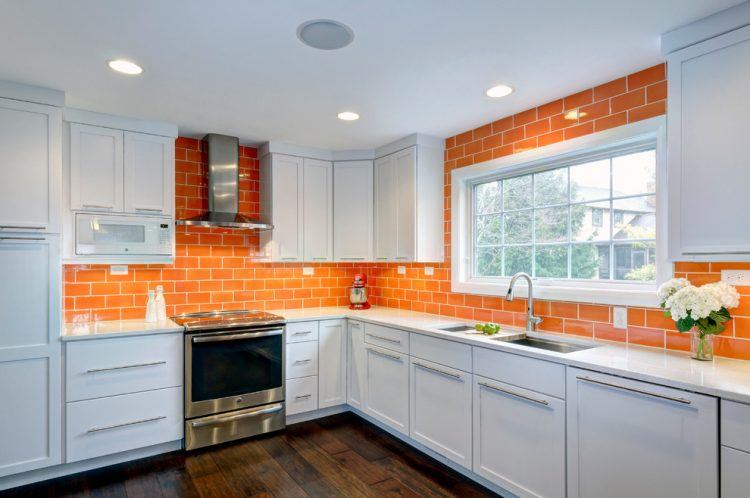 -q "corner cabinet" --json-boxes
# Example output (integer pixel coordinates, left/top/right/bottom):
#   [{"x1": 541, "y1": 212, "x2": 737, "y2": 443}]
[
  {"x1": 566, "y1": 368, "x2": 718, "y2": 498},
  {"x1": 333, "y1": 160, "x2": 373, "y2": 262},
  {"x1": 667, "y1": 24, "x2": 750, "y2": 260}
]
